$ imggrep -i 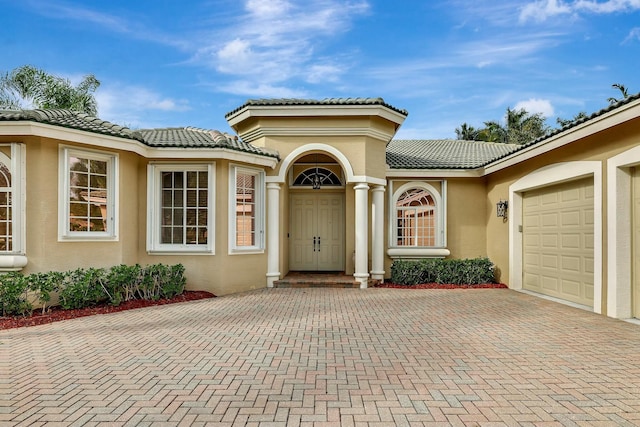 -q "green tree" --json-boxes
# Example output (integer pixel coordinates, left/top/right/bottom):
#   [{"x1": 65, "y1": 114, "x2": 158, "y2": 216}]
[
  {"x1": 556, "y1": 111, "x2": 588, "y2": 128},
  {"x1": 504, "y1": 107, "x2": 549, "y2": 145},
  {"x1": 455, "y1": 123, "x2": 479, "y2": 140},
  {"x1": 608, "y1": 83, "x2": 629, "y2": 104},
  {"x1": 0, "y1": 65, "x2": 100, "y2": 115},
  {"x1": 460, "y1": 107, "x2": 548, "y2": 145}
]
